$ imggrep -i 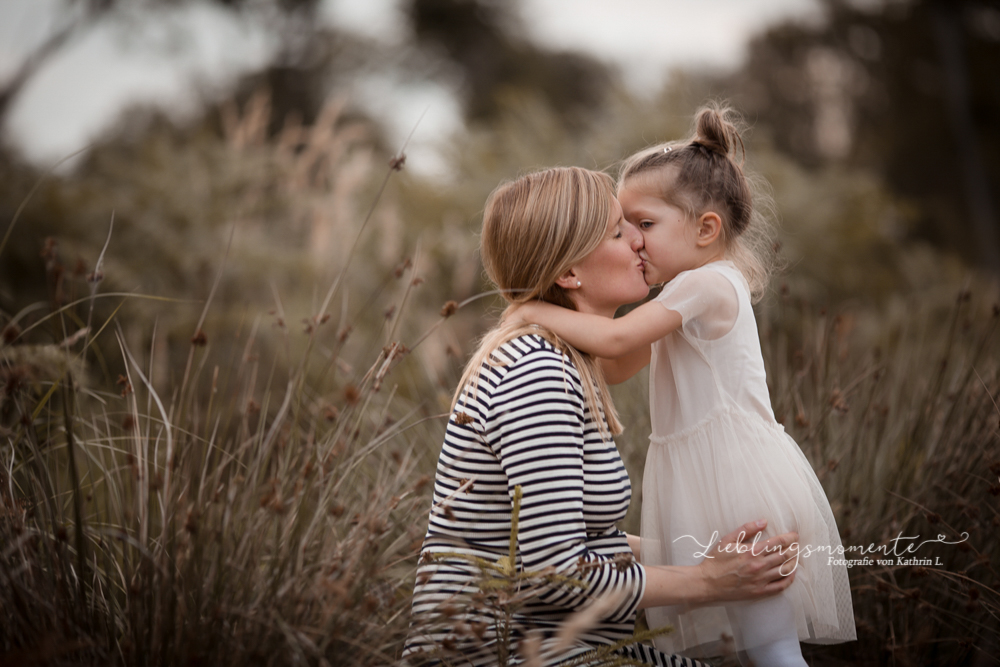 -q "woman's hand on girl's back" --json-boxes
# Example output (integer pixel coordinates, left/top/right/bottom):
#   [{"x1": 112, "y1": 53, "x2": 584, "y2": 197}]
[
  {"x1": 698, "y1": 520, "x2": 799, "y2": 602},
  {"x1": 638, "y1": 519, "x2": 798, "y2": 610}
]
